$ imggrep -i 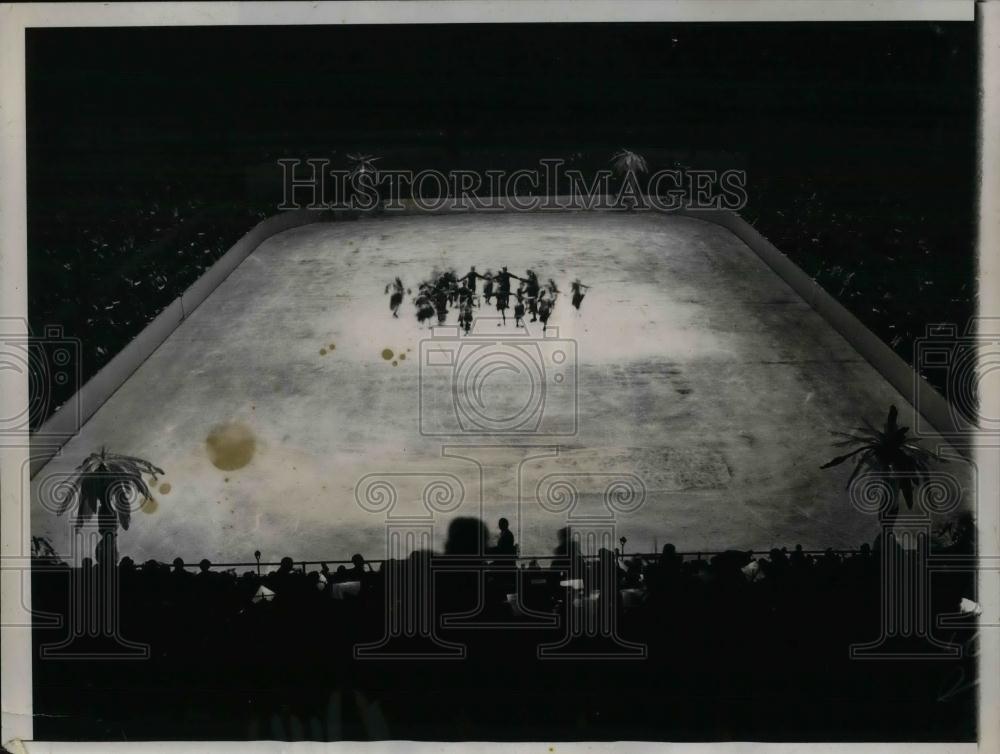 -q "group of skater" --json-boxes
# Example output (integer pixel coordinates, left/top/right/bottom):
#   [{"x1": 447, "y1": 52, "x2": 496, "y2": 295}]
[{"x1": 385, "y1": 267, "x2": 590, "y2": 334}]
